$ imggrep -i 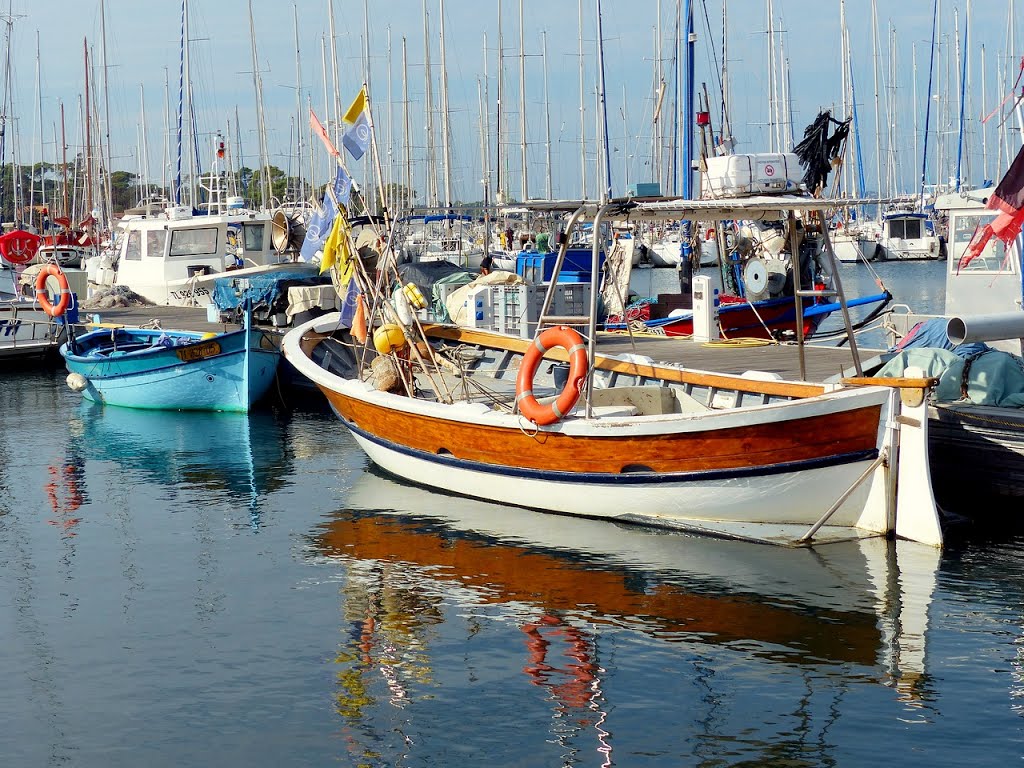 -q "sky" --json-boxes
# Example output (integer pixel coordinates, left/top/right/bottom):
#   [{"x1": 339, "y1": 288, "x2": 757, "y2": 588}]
[{"x1": 2, "y1": 0, "x2": 1022, "y2": 209}]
